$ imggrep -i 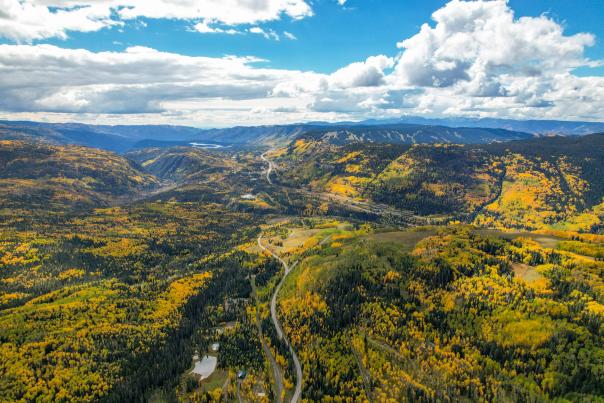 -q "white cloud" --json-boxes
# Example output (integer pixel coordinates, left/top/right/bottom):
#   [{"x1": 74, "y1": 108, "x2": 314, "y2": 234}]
[
  {"x1": 283, "y1": 31, "x2": 297, "y2": 40},
  {"x1": 0, "y1": 44, "x2": 311, "y2": 114},
  {"x1": 311, "y1": 0, "x2": 604, "y2": 121},
  {"x1": 393, "y1": 0, "x2": 595, "y2": 91},
  {"x1": 0, "y1": 0, "x2": 313, "y2": 41},
  {"x1": 329, "y1": 55, "x2": 394, "y2": 88},
  {"x1": 356, "y1": 0, "x2": 603, "y2": 122},
  {"x1": 0, "y1": 0, "x2": 119, "y2": 41},
  {"x1": 193, "y1": 20, "x2": 240, "y2": 35},
  {"x1": 117, "y1": 0, "x2": 313, "y2": 24},
  {"x1": 310, "y1": 88, "x2": 393, "y2": 113},
  {"x1": 249, "y1": 26, "x2": 280, "y2": 40}
]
